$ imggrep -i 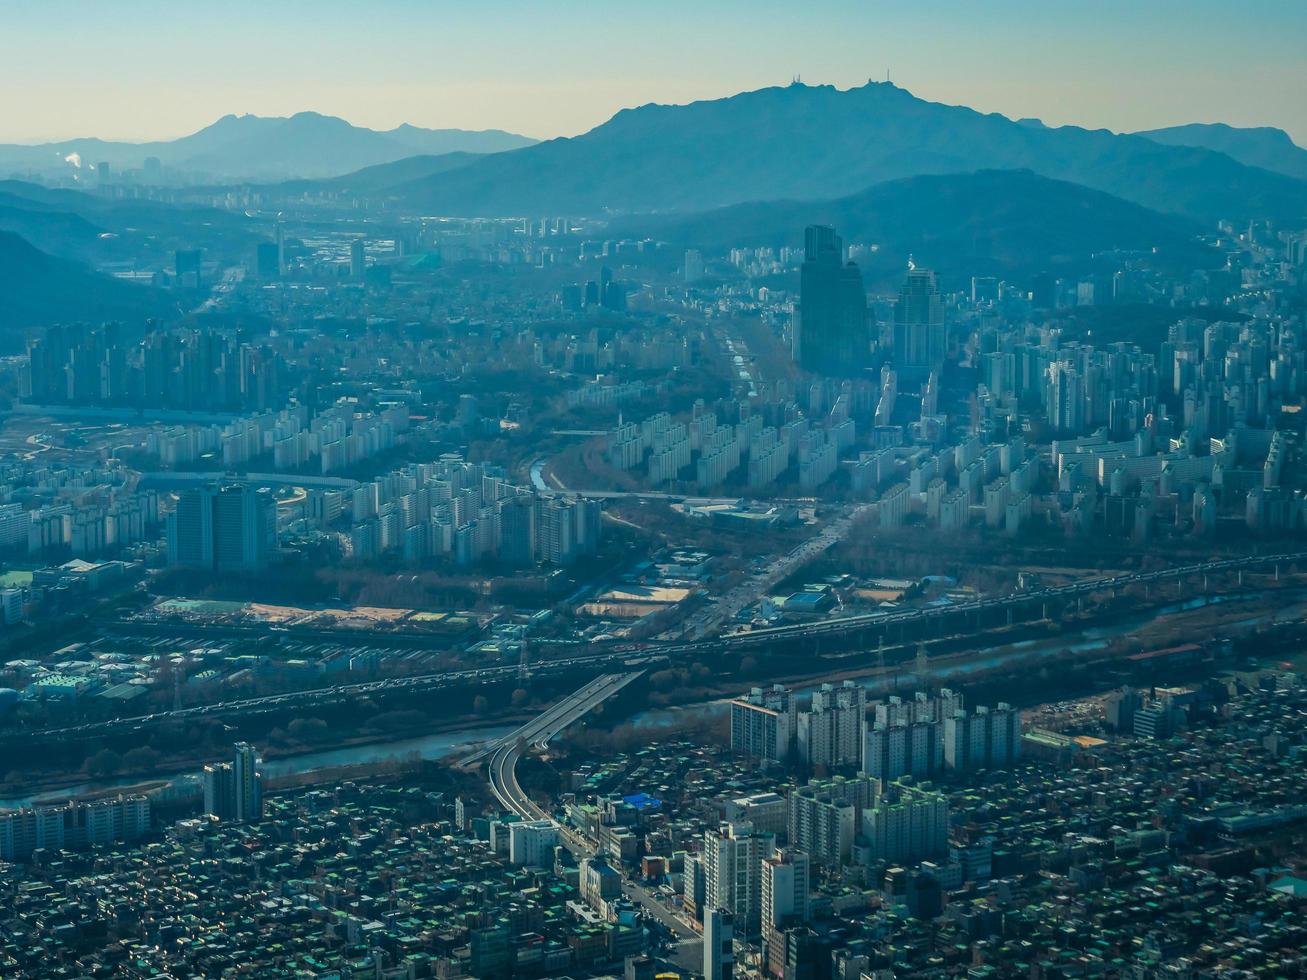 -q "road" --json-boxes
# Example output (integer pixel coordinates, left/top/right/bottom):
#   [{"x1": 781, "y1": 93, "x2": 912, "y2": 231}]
[
  {"x1": 674, "y1": 502, "x2": 872, "y2": 640},
  {"x1": 138, "y1": 471, "x2": 360, "y2": 491},
  {"x1": 478, "y1": 671, "x2": 702, "y2": 944},
  {"x1": 529, "y1": 455, "x2": 741, "y2": 505},
  {"x1": 13, "y1": 654, "x2": 653, "y2": 743},
  {"x1": 466, "y1": 672, "x2": 643, "y2": 766},
  {"x1": 18, "y1": 551, "x2": 1303, "y2": 743},
  {"x1": 657, "y1": 549, "x2": 1307, "y2": 655}
]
